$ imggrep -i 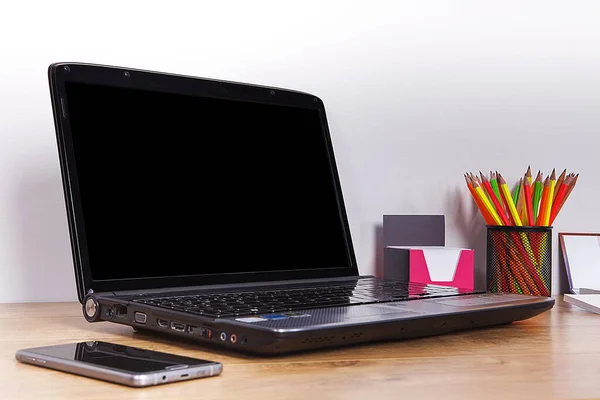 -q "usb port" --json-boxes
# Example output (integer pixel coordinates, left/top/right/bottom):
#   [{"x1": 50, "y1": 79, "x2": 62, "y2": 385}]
[
  {"x1": 134, "y1": 312, "x2": 147, "y2": 324},
  {"x1": 157, "y1": 319, "x2": 169, "y2": 328},
  {"x1": 170, "y1": 322, "x2": 186, "y2": 332},
  {"x1": 187, "y1": 325, "x2": 212, "y2": 338}
]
